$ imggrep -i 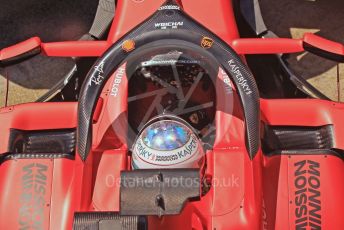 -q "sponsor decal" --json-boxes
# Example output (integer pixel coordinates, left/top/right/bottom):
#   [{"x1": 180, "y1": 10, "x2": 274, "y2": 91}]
[
  {"x1": 89, "y1": 61, "x2": 105, "y2": 86},
  {"x1": 227, "y1": 59, "x2": 252, "y2": 95},
  {"x1": 122, "y1": 39, "x2": 136, "y2": 52},
  {"x1": 219, "y1": 68, "x2": 233, "y2": 94},
  {"x1": 201, "y1": 37, "x2": 214, "y2": 49},
  {"x1": 155, "y1": 21, "x2": 184, "y2": 30},
  {"x1": 159, "y1": 5, "x2": 180, "y2": 11},
  {"x1": 135, "y1": 134, "x2": 198, "y2": 166},
  {"x1": 110, "y1": 65, "x2": 126, "y2": 97},
  {"x1": 19, "y1": 163, "x2": 48, "y2": 230},
  {"x1": 294, "y1": 160, "x2": 321, "y2": 229},
  {"x1": 142, "y1": 59, "x2": 199, "y2": 67}
]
